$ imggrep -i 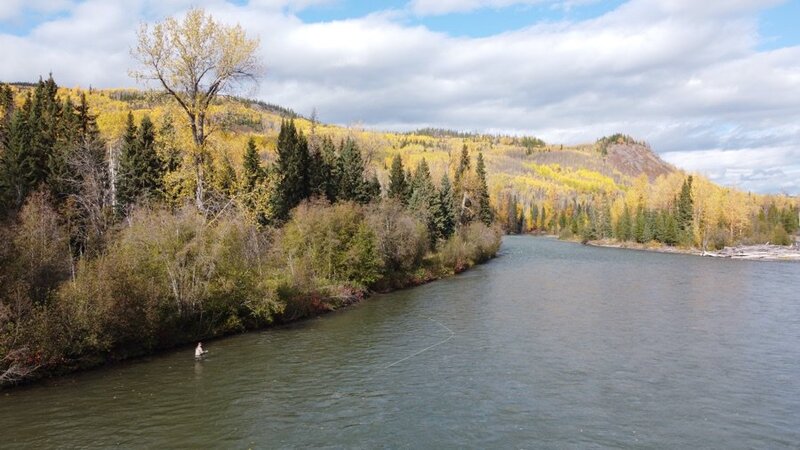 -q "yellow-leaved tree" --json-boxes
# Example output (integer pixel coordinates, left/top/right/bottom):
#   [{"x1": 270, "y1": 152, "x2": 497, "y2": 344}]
[{"x1": 130, "y1": 7, "x2": 261, "y2": 211}]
